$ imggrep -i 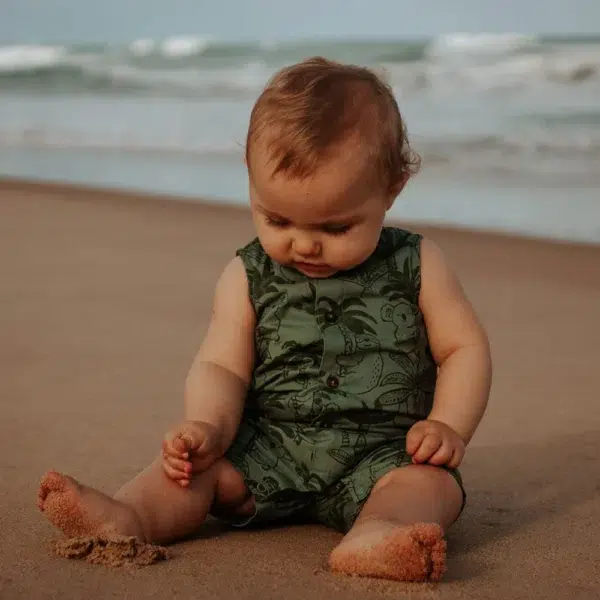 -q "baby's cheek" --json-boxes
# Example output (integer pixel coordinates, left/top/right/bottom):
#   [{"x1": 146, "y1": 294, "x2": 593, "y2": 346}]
[
  {"x1": 333, "y1": 237, "x2": 370, "y2": 268},
  {"x1": 271, "y1": 236, "x2": 291, "y2": 264},
  {"x1": 333, "y1": 247, "x2": 360, "y2": 270}
]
